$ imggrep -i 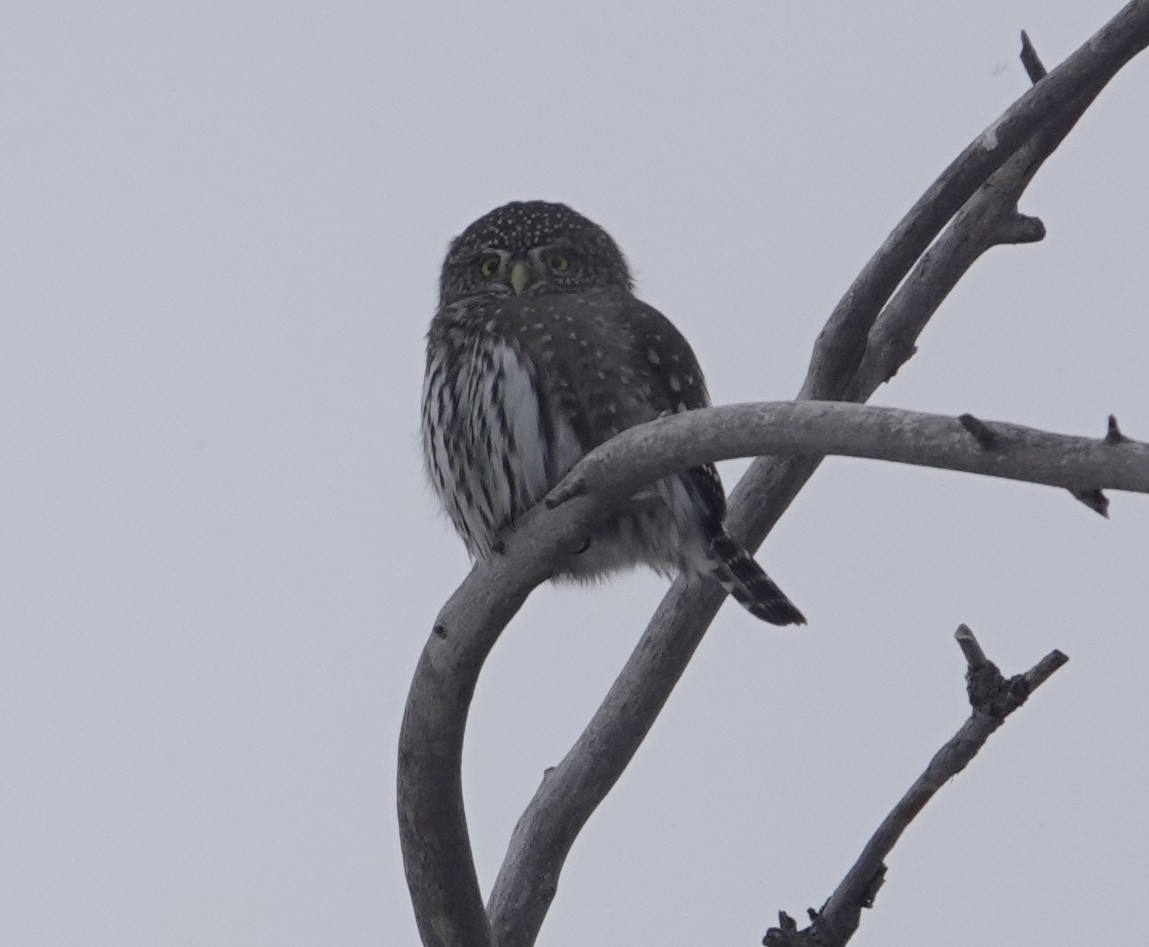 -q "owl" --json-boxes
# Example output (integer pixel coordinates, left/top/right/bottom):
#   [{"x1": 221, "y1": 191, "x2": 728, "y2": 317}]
[{"x1": 422, "y1": 201, "x2": 804, "y2": 625}]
